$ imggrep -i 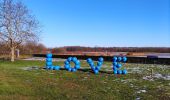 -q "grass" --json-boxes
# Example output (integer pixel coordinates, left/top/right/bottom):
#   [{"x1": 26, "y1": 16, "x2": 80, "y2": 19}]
[{"x1": 0, "y1": 60, "x2": 170, "y2": 100}]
